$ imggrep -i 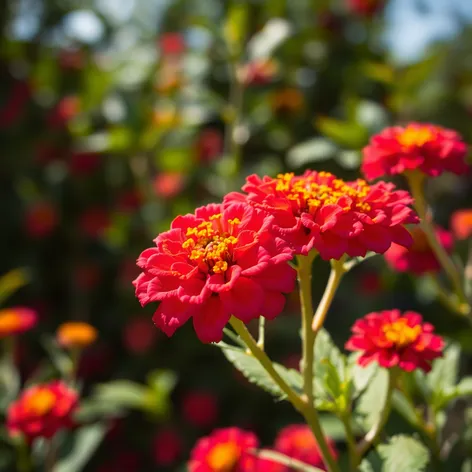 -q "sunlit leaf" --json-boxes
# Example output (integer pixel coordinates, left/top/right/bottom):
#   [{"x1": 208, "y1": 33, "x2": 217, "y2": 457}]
[{"x1": 378, "y1": 435, "x2": 430, "y2": 472}]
